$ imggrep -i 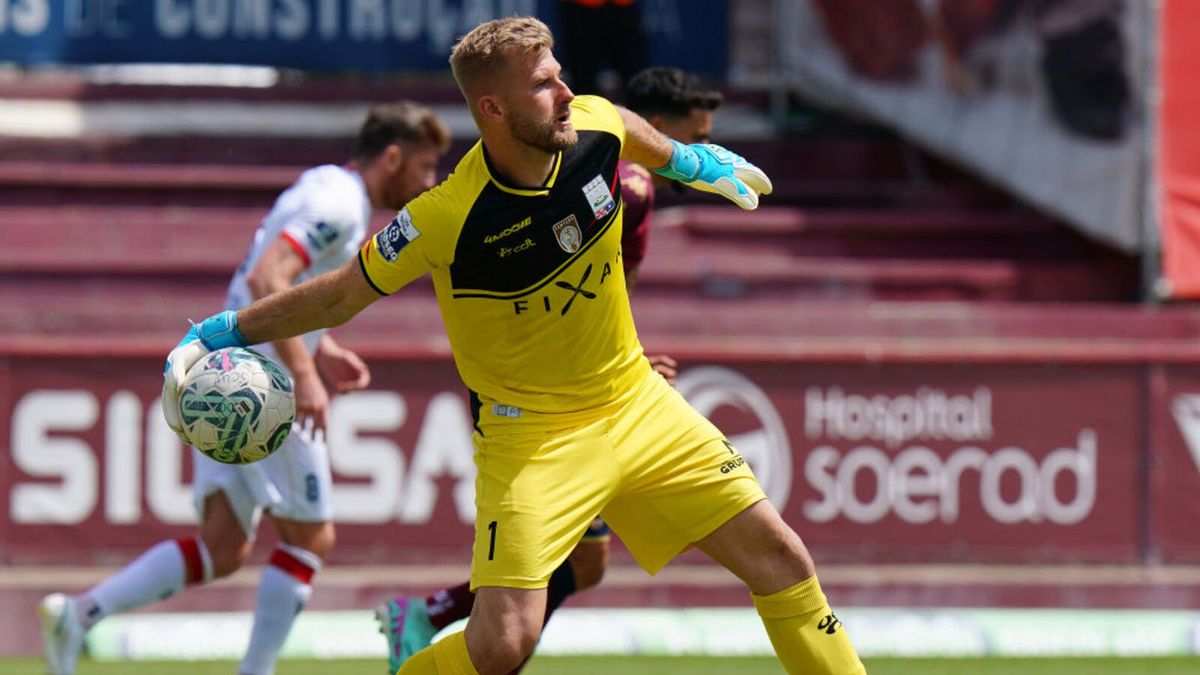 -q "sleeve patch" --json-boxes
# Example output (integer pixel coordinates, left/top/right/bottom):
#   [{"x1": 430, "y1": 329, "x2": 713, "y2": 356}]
[
  {"x1": 375, "y1": 208, "x2": 421, "y2": 262},
  {"x1": 306, "y1": 221, "x2": 340, "y2": 251}
]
